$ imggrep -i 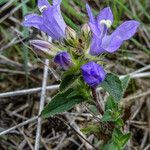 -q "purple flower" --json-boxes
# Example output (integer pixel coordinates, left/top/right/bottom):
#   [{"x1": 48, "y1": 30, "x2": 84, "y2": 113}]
[
  {"x1": 81, "y1": 61, "x2": 106, "y2": 87},
  {"x1": 23, "y1": 0, "x2": 66, "y2": 40},
  {"x1": 86, "y1": 4, "x2": 140, "y2": 55},
  {"x1": 30, "y1": 40, "x2": 58, "y2": 57},
  {"x1": 54, "y1": 51, "x2": 73, "y2": 70}
]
